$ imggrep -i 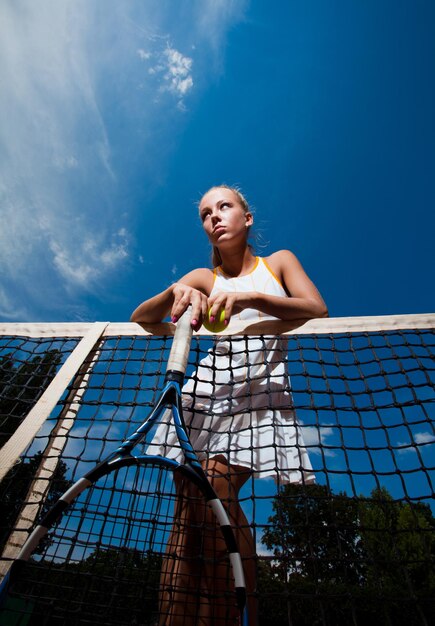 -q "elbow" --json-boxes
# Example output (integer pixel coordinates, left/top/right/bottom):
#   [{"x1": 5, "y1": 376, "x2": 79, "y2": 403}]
[
  {"x1": 308, "y1": 300, "x2": 328, "y2": 319},
  {"x1": 130, "y1": 309, "x2": 141, "y2": 323},
  {"x1": 319, "y1": 305, "x2": 329, "y2": 318}
]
